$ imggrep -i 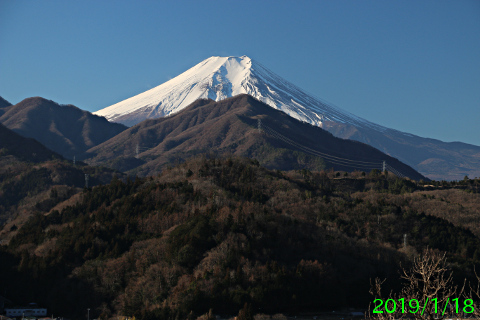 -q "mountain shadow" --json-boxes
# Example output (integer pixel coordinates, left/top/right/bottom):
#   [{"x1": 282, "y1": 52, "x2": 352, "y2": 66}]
[
  {"x1": 0, "y1": 123, "x2": 61, "y2": 162},
  {"x1": 0, "y1": 96, "x2": 12, "y2": 110}
]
